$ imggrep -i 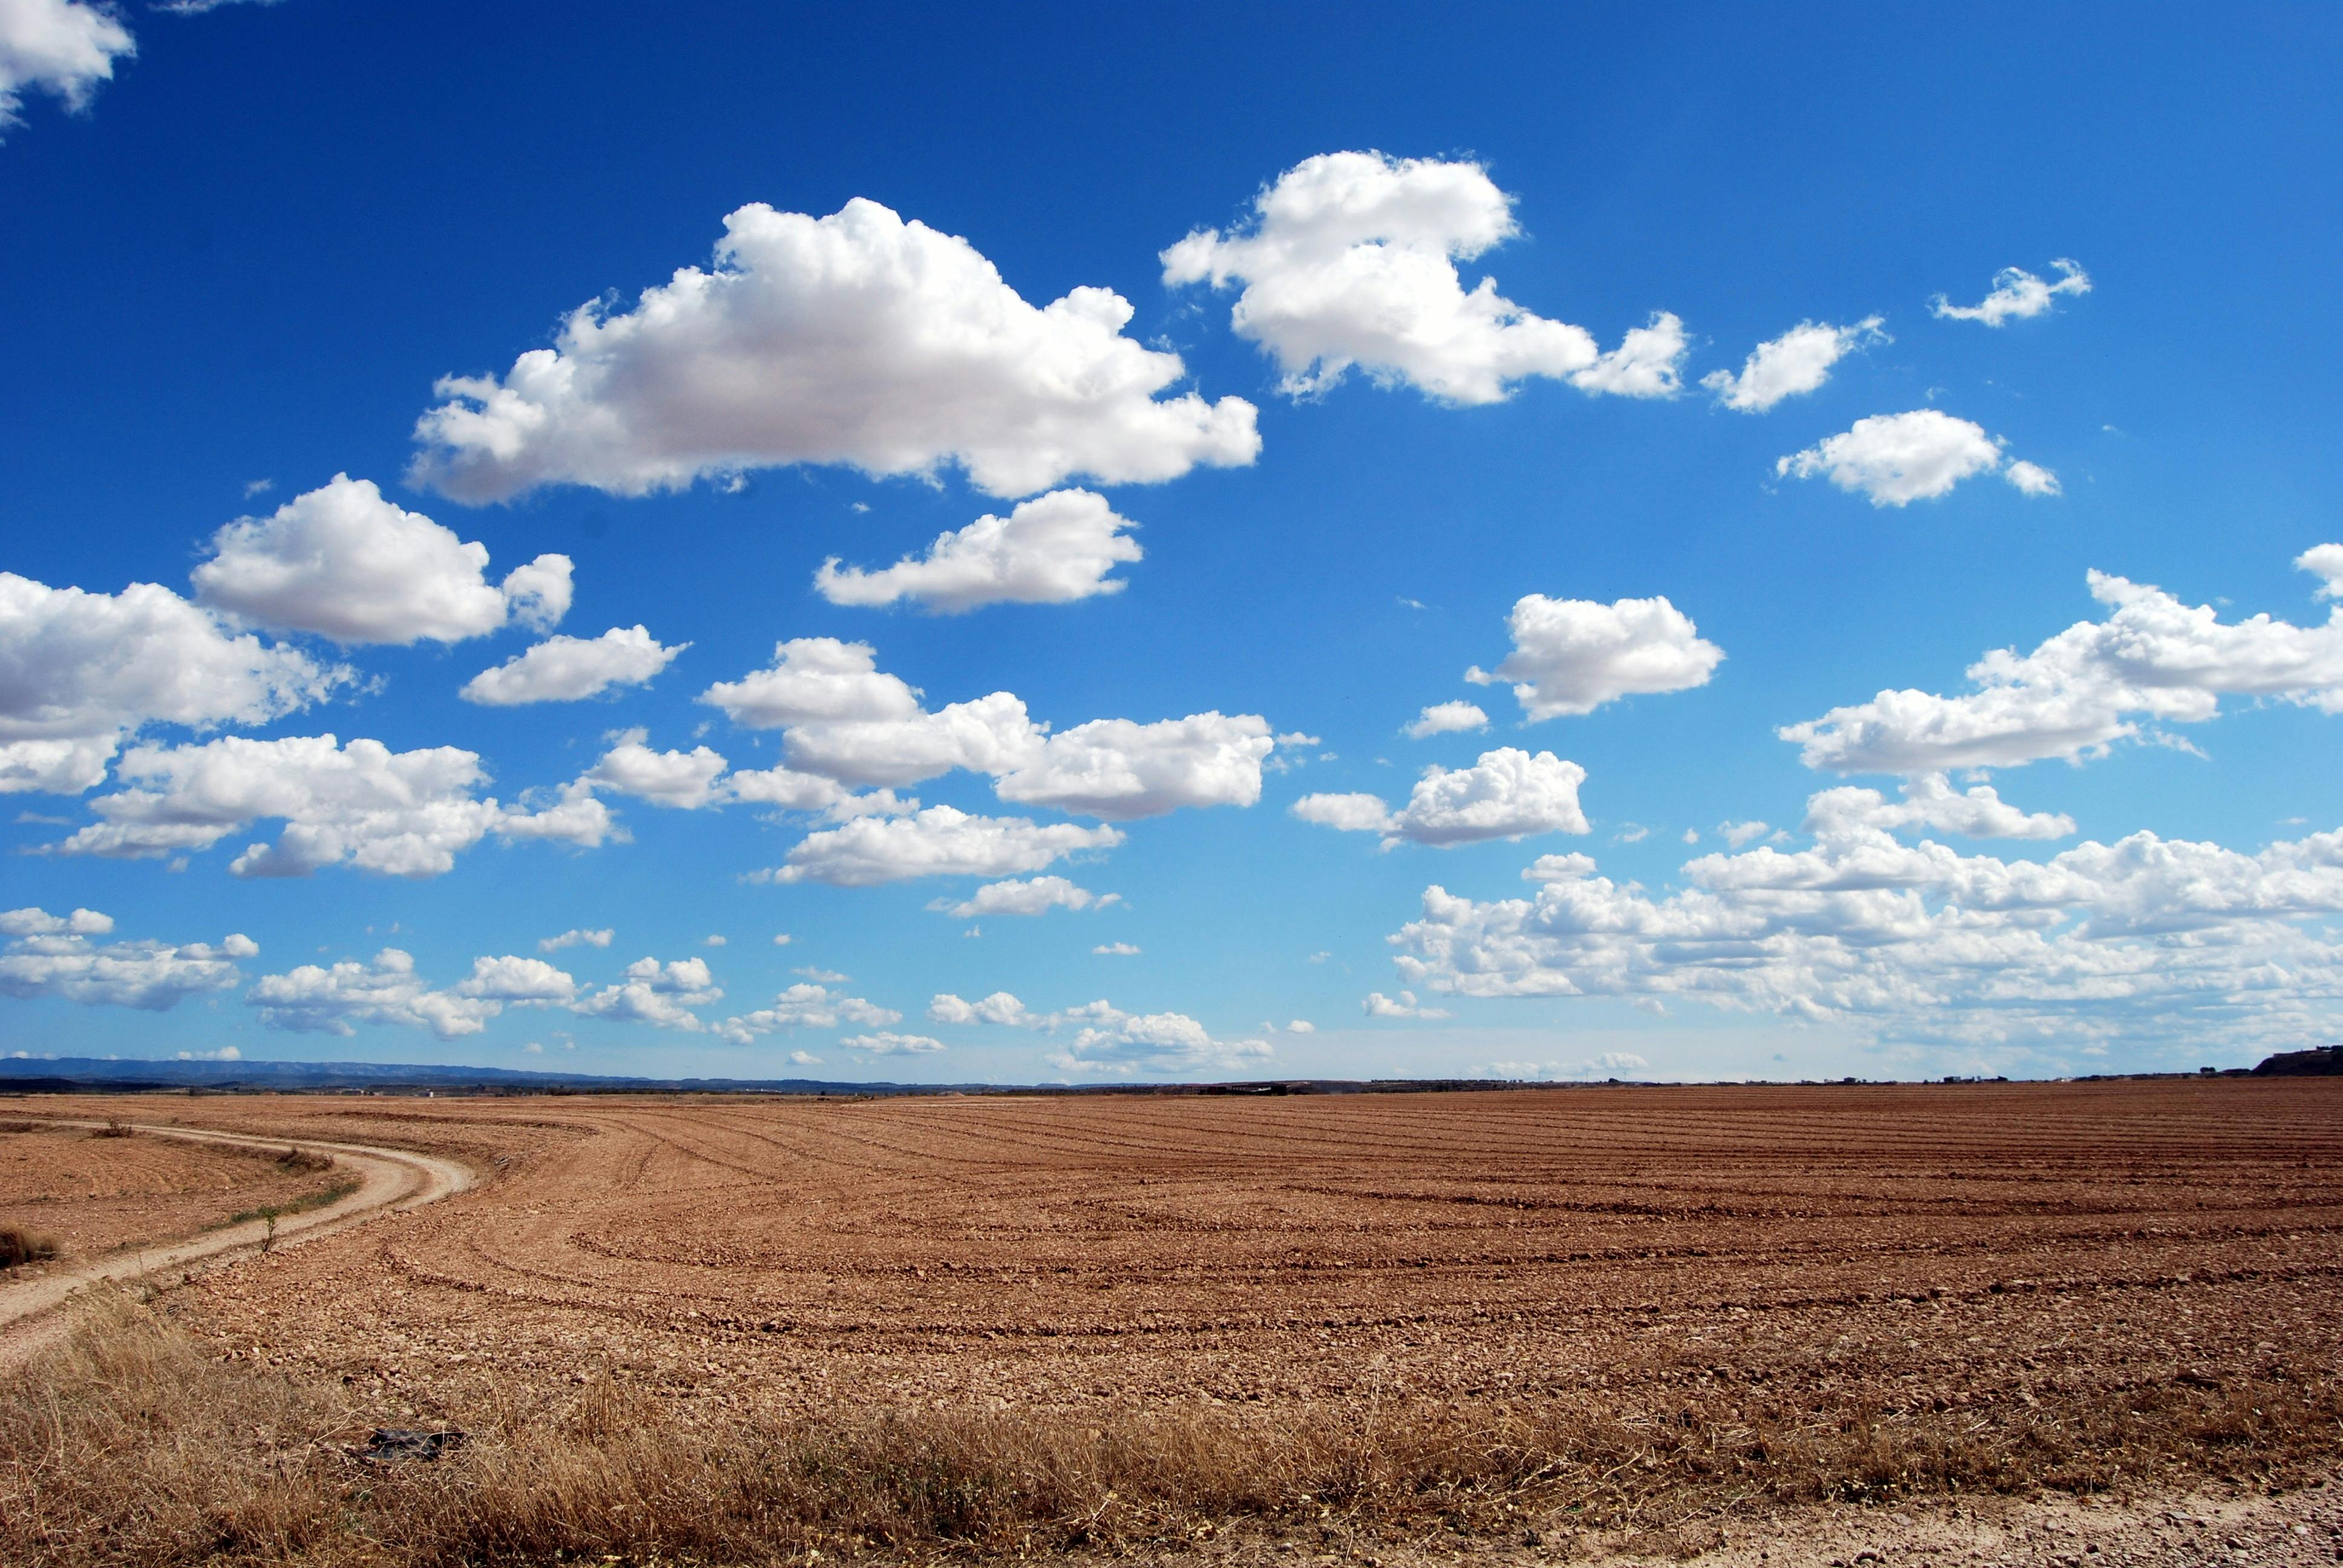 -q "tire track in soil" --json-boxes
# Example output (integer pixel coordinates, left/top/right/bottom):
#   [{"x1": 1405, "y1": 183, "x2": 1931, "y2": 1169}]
[{"x1": 0, "y1": 1117, "x2": 474, "y2": 1365}]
